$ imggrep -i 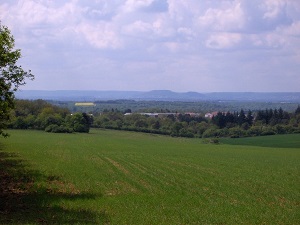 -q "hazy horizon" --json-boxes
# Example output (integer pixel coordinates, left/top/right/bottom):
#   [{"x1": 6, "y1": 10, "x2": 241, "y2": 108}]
[
  {"x1": 16, "y1": 89, "x2": 300, "y2": 93},
  {"x1": 1, "y1": 0, "x2": 300, "y2": 92}
]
